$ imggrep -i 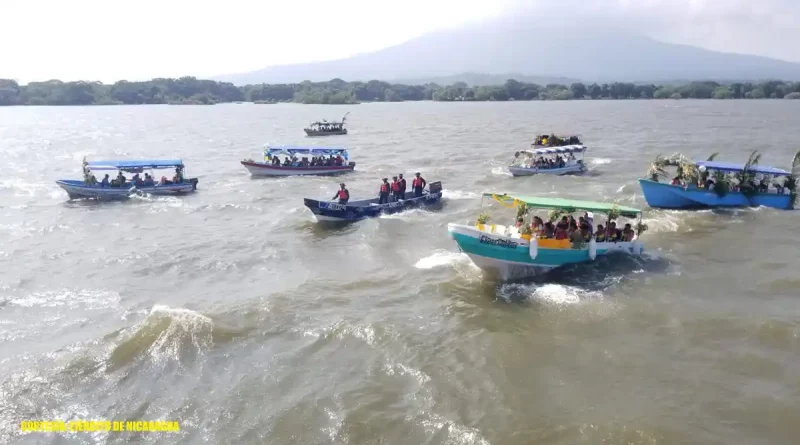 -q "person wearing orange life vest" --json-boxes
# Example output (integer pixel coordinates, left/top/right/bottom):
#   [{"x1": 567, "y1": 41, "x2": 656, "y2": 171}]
[
  {"x1": 378, "y1": 178, "x2": 390, "y2": 204},
  {"x1": 412, "y1": 172, "x2": 427, "y2": 197},
  {"x1": 331, "y1": 183, "x2": 349, "y2": 204},
  {"x1": 390, "y1": 176, "x2": 401, "y2": 201}
]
